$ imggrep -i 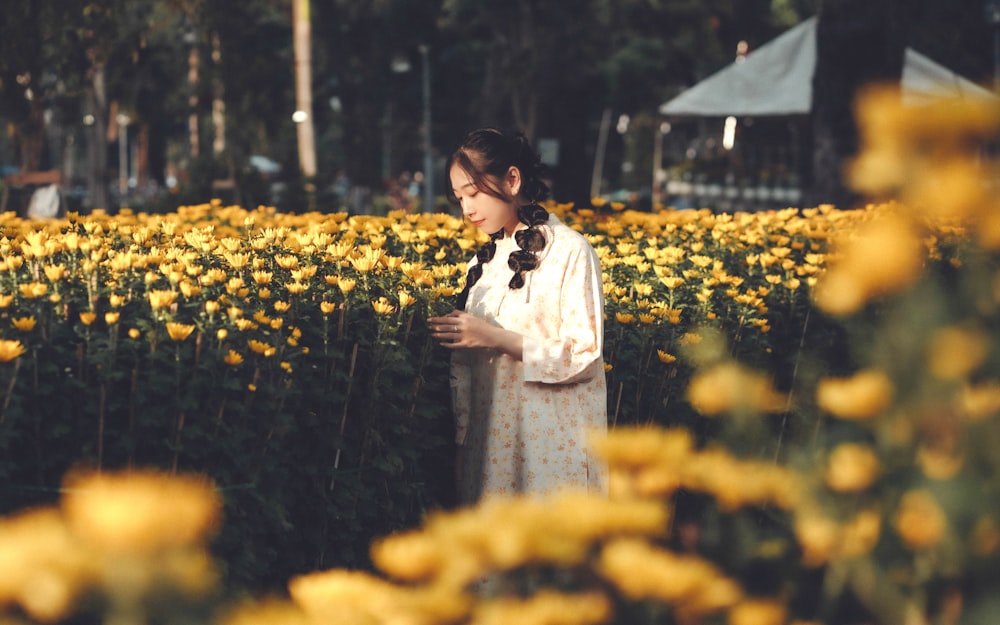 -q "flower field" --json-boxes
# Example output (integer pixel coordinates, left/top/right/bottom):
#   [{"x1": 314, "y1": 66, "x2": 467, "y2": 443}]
[{"x1": 1, "y1": 87, "x2": 999, "y2": 625}]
